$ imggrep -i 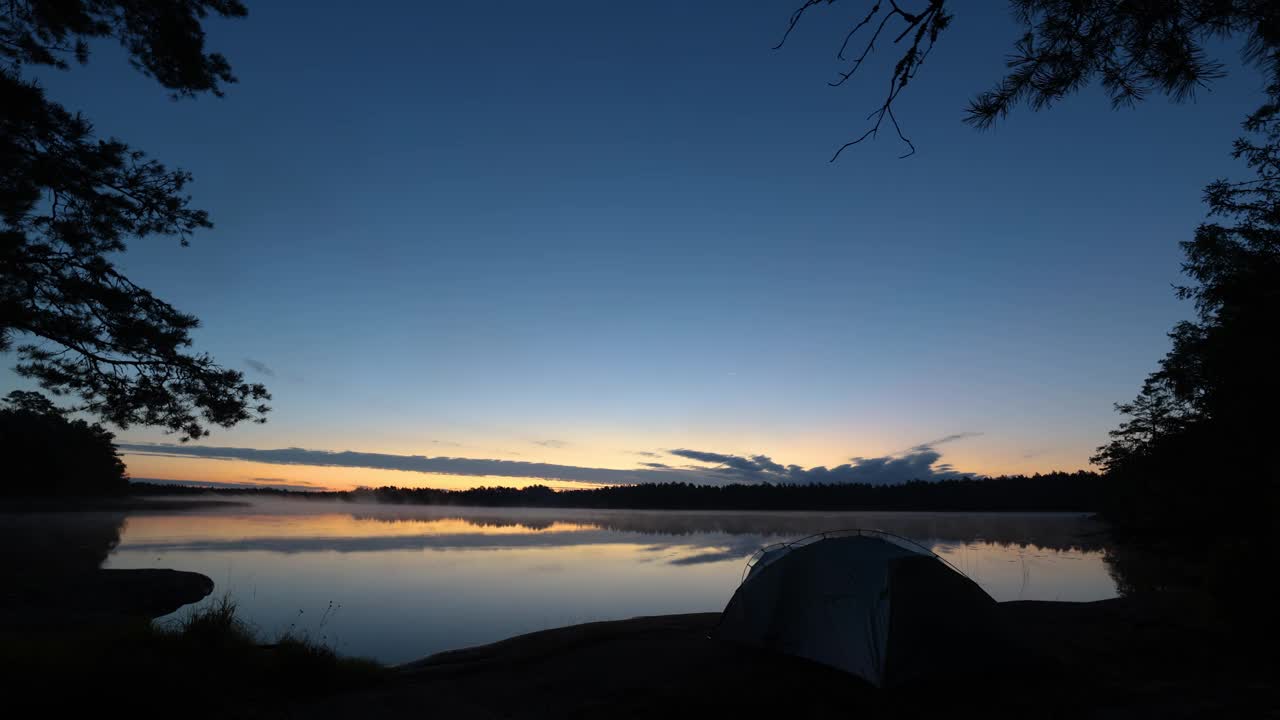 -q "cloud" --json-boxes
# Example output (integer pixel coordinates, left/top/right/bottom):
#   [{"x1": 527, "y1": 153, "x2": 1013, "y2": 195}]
[
  {"x1": 532, "y1": 439, "x2": 568, "y2": 449},
  {"x1": 119, "y1": 444, "x2": 707, "y2": 486},
  {"x1": 243, "y1": 358, "x2": 275, "y2": 377},
  {"x1": 667, "y1": 449, "x2": 738, "y2": 465},
  {"x1": 118, "y1": 433, "x2": 982, "y2": 488},
  {"x1": 253, "y1": 477, "x2": 321, "y2": 486},
  {"x1": 667, "y1": 449, "x2": 770, "y2": 474},
  {"x1": 130, "y1": 477, "x2": 327, "y2": 492},
  {"x1": 667, "y1": 434, "x2": 983, "y2": 486},
  {"x1": 900, "y1": 432, "x2": 983, "y2": 454},
  {"x1": 833, "y1": 449, "x2": 961, "y2": 485}
]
